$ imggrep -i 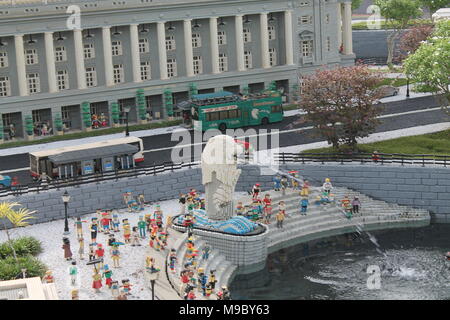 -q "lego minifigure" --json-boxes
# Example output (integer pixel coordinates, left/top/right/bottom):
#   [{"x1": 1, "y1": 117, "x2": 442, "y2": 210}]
[
  {"x1": 107, "y1": 234, "x2": 116, "y2": 247},
  {"x1": 96, "y1": 210, "x2": 104, "y2": 233},
  {"x1": 138, "y1": 194, "x2": 145, "y2": 211},
  {"x1": 179, "y1": 193, "x2": 186, "y2": 215},
  {"x1": 42, "y1": 270, "x2": 54, "y2": 283},
  {"x1": 202, "y1": 245, "x2": 210, "y2": 260},
  {"x1": 169, "y1": 249, "x2": 177, "y2": 273},
  {"x1": 78, "y1": 237, "x2": 85, "y2": 260},
  {"x1": 137, "y1": 216, "x2": 146, "y2": 238},
  {"x1": 263, "y1": 194, "x2": 272, "y2": 222},
  {"x1": 280, "y1": 176, "x2": 288, "y2": 196},
  {"x1": 95, "y1": 243, "x2": 105, "y2": 268},
  {"x1": 69, "y1": 261, "x2": 78, "y2": 287},
  {"x1": 165, "y1": 215, "x2": 173, "y2": 234},
  {"x1": 111, "y1": 281, "x2": 120, "y2": 299},
  {"x1": 100, "y1": 113, "x2": 107, "y2": 127},
  {"x1": 197, "y1": 268, "x2": 208, "y2": 296},
  {"x1": 217, "y1": 286, "x2": 231, "y2": 300},
  {"x1": 74, "y1": 217, "x2": 86, "y2": 239},
  {"x1": 236, "y1": 201, "x2": 245, "y2": 215},
  {"x1": 122, "y1": 219, "x2": 131, "y2": 243},
  {"x1": 352, "y1": 197, "x2": 361, "y2": 214},
  {"x1": 71, "y1": 289, "x2": 79, "y2": 300},
  {"x1": 112, "y1": 214, "x2": 120, "y2": 232},
  {"x1": 103, "y1": 264, "x2": 113, "y2": 288},
  {"x1": 154, "y1": 204, "x2": 164, "y2": 231},
  {"x1": 289, "y1": 171, "x2": 299, "y2": 190},
  {"x1": 251, "y1": 183, "x2": 261, "y2": 199},
  {"x1": 88, "y1": 243, "x2": 96, "y2": 261},
  {"x1": 110, "y1": 244, "x2": 121, "y2": 268},
  {"x1": 92, "y1": 269, "x2": 102, "y2": 293},
  {"x1": 273, "y1": 174, "x2": 281, "y2": 191},
  {"x1": 101, "y1": 214, "x2": 110, "y2": 234},
  {"x1": 300, "y1": 196, "x2": 309, "y2": 215},
  {"x1": 205, "y1": 282, "x2": 213, "y2": 298},
  {"x1": 90, "y1": 218, "x2": 98, "y2": 243},
  {"x1": 62, "y1": 237, "x2": 72, "y2": 261},
  {"x1": 131, "y1": 227, "x2": 141, "y2": 246},
  {"x1": 300, "y1": 180, "x2": 310, "y2": 197},
  {"x1": 322, "y1": 178, "x2": 333, "y2": 195},
  {"x1": 121, "y1": 279, "x2": 132, "y2": 295},
  {"x1": 276, "y1": 210, "x2": 285, "y2": 229},
  {"x1": 208, "y1": 270, "x2": 217, "y2": 291},
  {"x1": 159, "y1": 232, "x2": 167, "y2": 250}
]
